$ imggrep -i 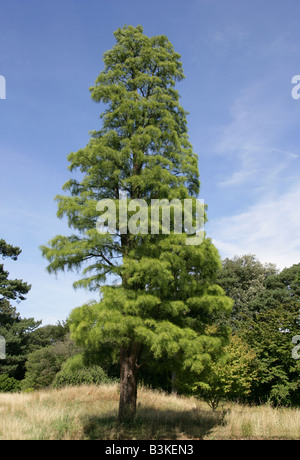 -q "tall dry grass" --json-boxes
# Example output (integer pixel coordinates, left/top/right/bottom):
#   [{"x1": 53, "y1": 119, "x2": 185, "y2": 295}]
[
  {"x1": 0, "y1": 384, "x2": 299, "y2": 439},
  {"x1": 0, "y1": 384, "x2": 119, "y2": 440},
  {"x1": 217, "y1": 403, "x2": 300, "y2": 439}
]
